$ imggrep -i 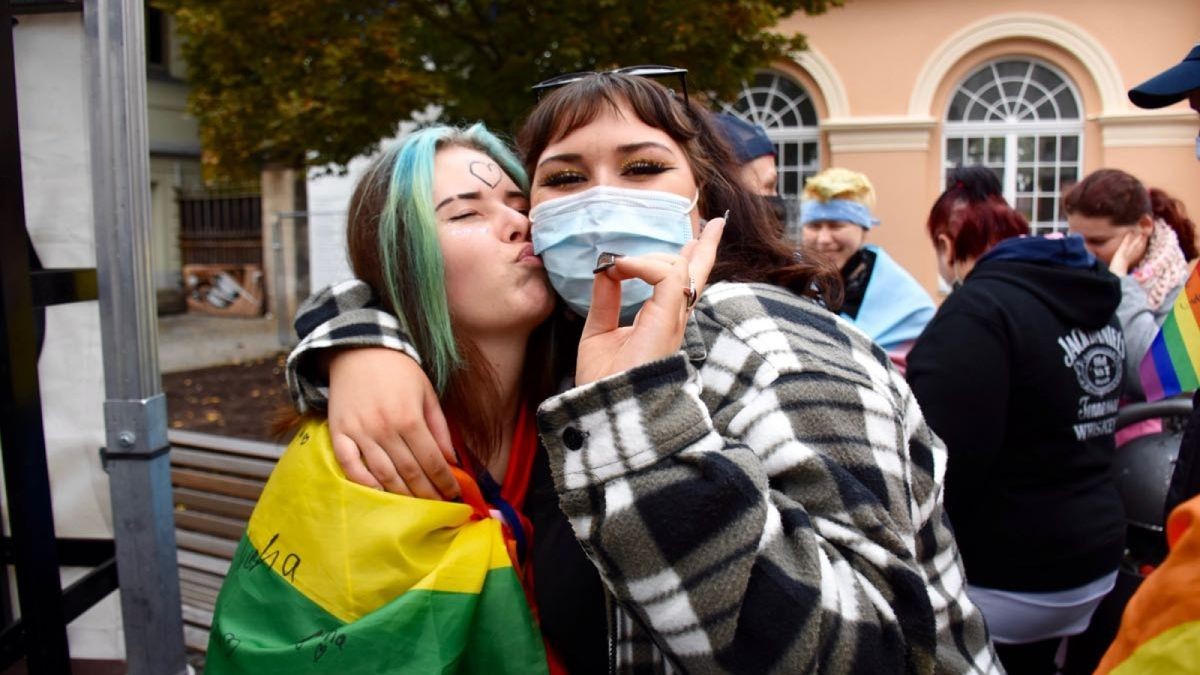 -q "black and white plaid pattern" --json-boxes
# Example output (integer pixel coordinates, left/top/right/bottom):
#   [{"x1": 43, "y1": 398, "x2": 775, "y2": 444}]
[
  {"x1": 286, "y1": 279, "x2": 421, "y2": 413},
  {"x1": 287, "y1": 279, "x2": 1001, "y2": 673},
  {"x1": 536, "y1": 282, "x2": 999, "y2": 674}
]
